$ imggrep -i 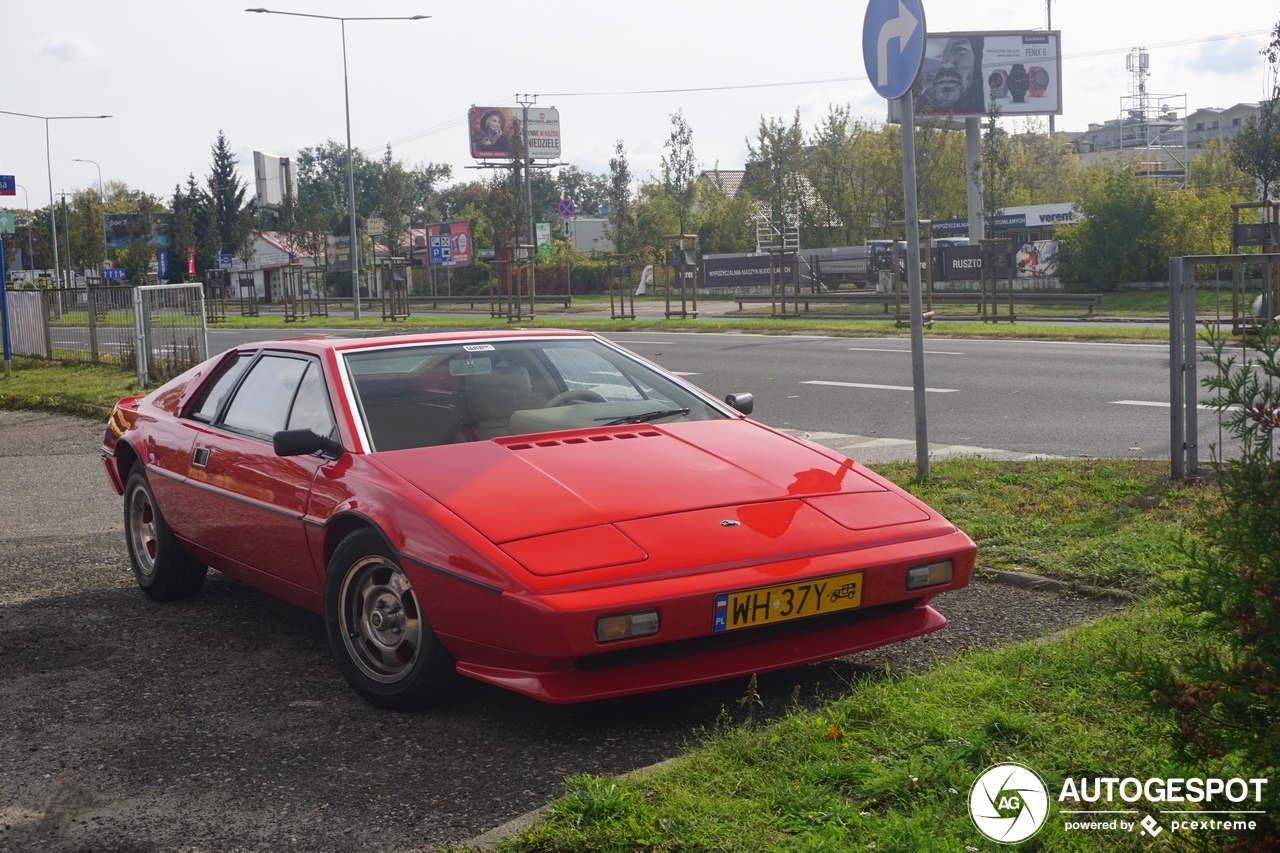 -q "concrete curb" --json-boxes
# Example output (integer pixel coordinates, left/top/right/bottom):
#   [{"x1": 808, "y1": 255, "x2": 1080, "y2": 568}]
[
  {"x1": 460, "y1": 759, "x2": 679, "y2": 851},
  {"x1": 974, "y1": 567, "x2": 1139, "y2": 603}
]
